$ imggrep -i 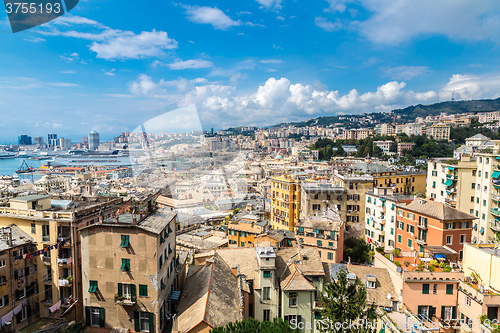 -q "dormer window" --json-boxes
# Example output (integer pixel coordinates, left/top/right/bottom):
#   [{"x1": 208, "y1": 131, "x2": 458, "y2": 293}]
[
  {"x1": 365, "y1": 274, "x2": 376, "y2": 289},
  {"x1": 366, "y1": 281, "x2": 376, "y2": 289}
]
